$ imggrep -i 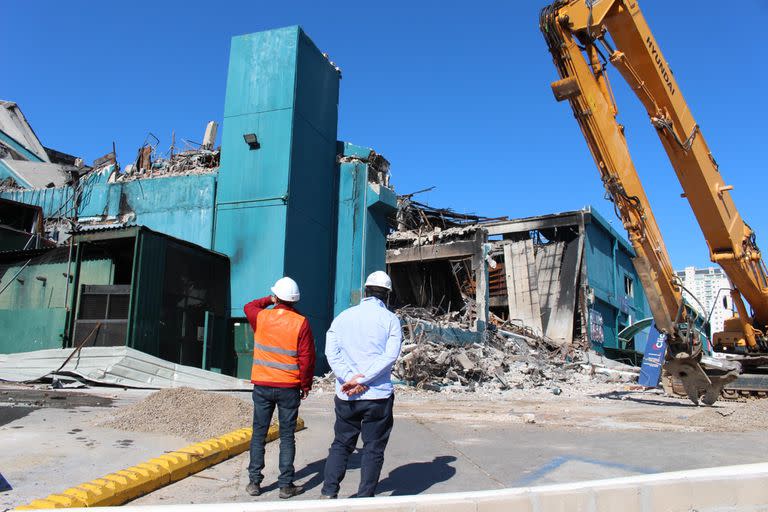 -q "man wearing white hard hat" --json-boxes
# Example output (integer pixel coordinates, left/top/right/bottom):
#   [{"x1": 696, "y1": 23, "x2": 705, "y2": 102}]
[
  {"x1": 321, "y1": 270, "x2": 403, "y2": 499},
  {"x1": 243, "y1": 277, "x2": 316, "y2": 499}
]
